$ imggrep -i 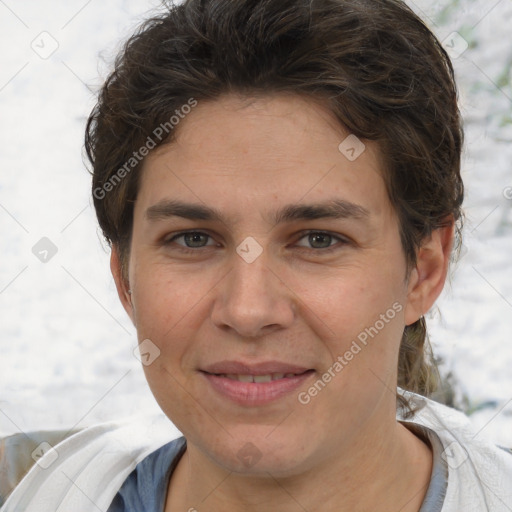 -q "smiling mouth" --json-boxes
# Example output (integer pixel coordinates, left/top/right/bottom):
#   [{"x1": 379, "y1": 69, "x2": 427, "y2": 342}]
[
  {"x1": 207, "y1": 370, "x2": 313, "y2": 383},
  {"x1": 201, "y1": 369, "x2": 316, "y2": 406}
]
